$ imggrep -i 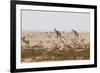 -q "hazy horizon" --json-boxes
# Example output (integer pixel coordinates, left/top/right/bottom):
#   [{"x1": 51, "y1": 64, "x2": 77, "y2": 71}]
[{"x1": 22, "y1": 10, "x2": 90, "y2": 32}]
